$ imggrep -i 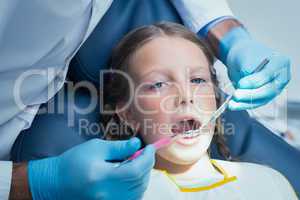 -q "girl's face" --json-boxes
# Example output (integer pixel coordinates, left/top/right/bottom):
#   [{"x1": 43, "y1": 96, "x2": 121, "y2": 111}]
[{"x1": 117, "y1": 36, "x2": 217, "y2": 165}]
